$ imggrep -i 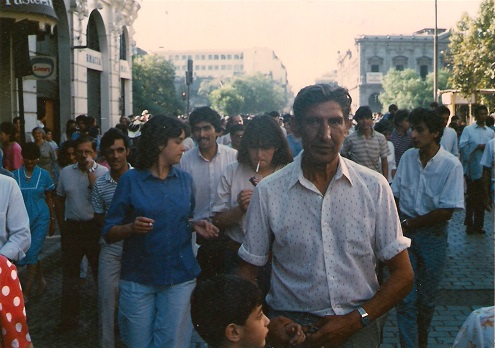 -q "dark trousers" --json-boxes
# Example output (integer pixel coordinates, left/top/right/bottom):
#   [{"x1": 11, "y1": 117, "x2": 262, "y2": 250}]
[
  {"x1": 61, "y1": 219, "x2": 100, "y2": 322},
  {"x1": 465, "y1": 178, "x2": 485, "y2": 232}
]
